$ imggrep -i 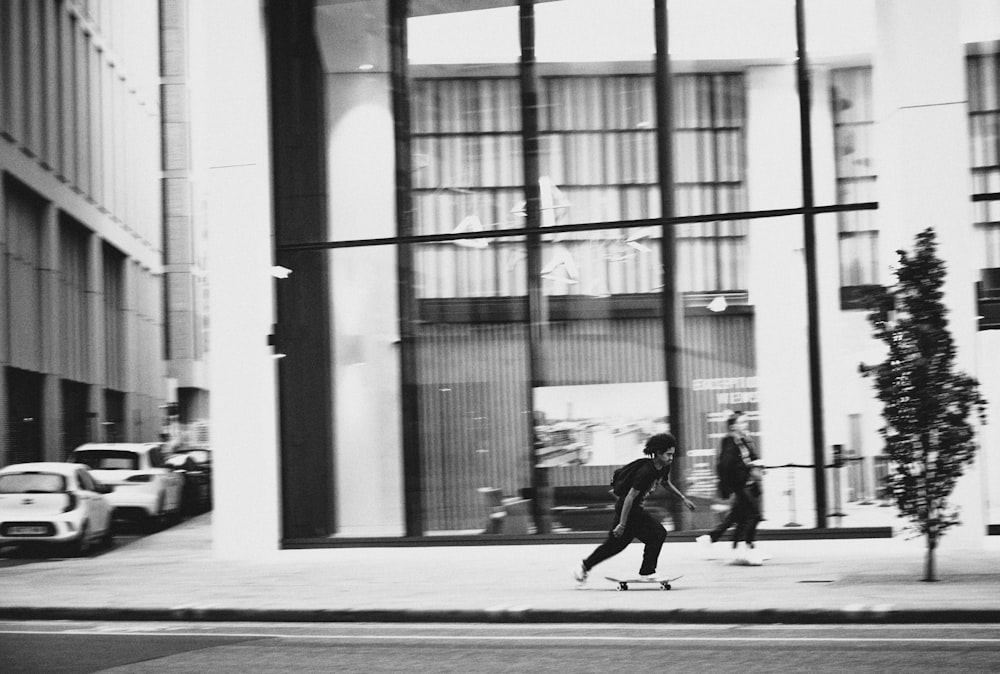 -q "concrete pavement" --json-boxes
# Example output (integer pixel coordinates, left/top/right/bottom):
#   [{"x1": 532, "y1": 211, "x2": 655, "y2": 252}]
[{"x1": 1, "y1": 513, "x2": 998, "y2": 624}]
